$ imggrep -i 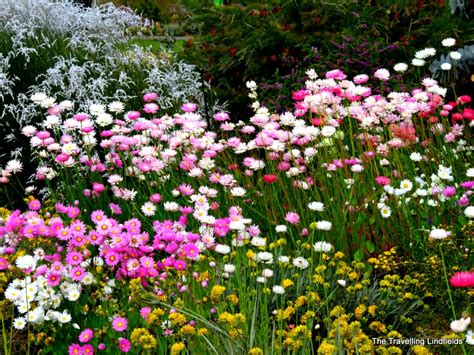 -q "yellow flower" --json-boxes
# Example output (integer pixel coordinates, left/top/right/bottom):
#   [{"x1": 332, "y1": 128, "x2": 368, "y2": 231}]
[
  {"x1": 131, "y1": 328, "x2": 149, "y2": 344},
  {"x1": 227, "y1": 294, "x2": 239, "y2": 304},
  {"x1": 318, "y1": 341, "x2": 337, "y2": 354},
  {"x1": 170, "y1": 342, "x2": 185, "y2": 354},
  {"x1": 369, "y1": 321, "x2": 387, "y2": 334},
  {"x1": 354, "y1": 304, "x2": 366, "y2": 319},
  {"x1": 411, "y1": 345, "x2": 433, "y2": 354},
  {"x1": 248, "y1": 348, "x2": 264, "y2": 355},
  {"x1": 148, "y1": 308, "x2": 165, "y2": 325},
  {"x1": 169, "y1": 313, "x2": 187, "y2": 326},
  {"x1": 283, "y1": 307, "x2": 295, "y2": 320},
  {"x1": 387, "y1": 331, "x2": 403, "y2": 339},
  {"x1": 313, "y1": 275, "x2": 324, "y2": 284},
  {"x1": 296, "y1": 295, "x2": 307, "y2": 307},
  {"x1": 246, "y1": 250, "x2": 255, "y2": 259},
  {"x1": 330, "y1": 306, "x2": 345, "y2": 318},
  {"x1": 308, "y1": 292, "x2": 321, "y2": 302},
  {"x1": 228, "y1": 328, "x2": 243, "y2": 338},
  {"x1": 282, "y1": 279, "x2": 294, "y2": 288},
  {"x1": 210, "y1": 285, "x2": 226, "y2": 303},
  {"x1": 368, "y1": 305, "x2": 377, "y2": 316},
  {"x1": 349, "y1": 271, "x2": 358, "y2": 279},
  {"x1": 197, "y1": 328, "x2": 209, "y2": 336},
  {"x1": 180, "y1": 324, "x2": 195, "y2": 335},
  {"x1": 386, "y1": 346, "x2": 403, "y2": 354}
]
